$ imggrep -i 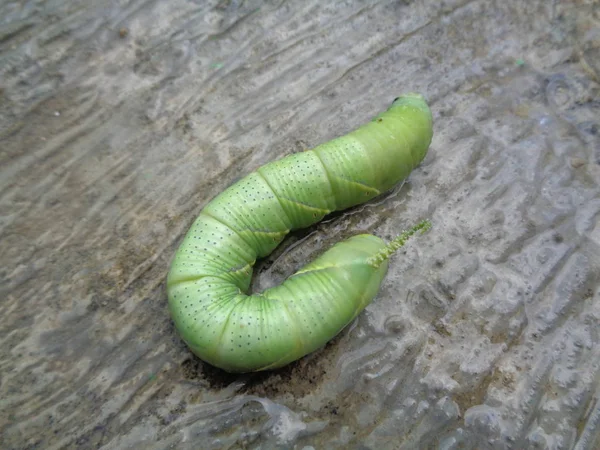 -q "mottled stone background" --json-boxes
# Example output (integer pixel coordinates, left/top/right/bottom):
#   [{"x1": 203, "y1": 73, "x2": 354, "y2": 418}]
[{"x1": 1, "y1": 1, "x2": 599, "y2": 449}]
